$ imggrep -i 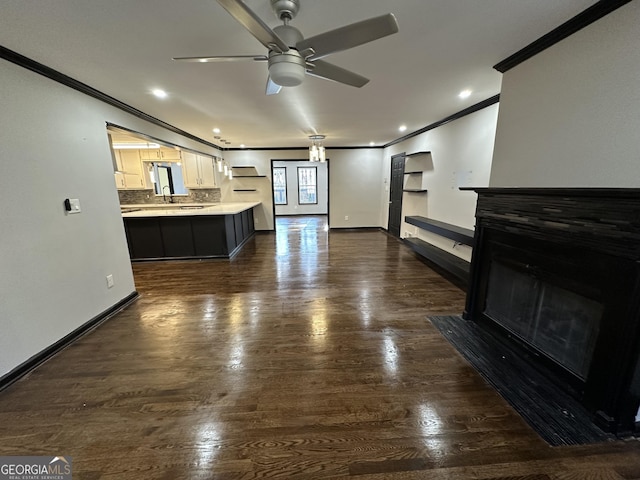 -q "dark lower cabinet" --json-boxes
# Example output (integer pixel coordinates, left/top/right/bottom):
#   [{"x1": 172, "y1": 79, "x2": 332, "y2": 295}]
[
  {"x1": 123, "y1": 209, "x2": 255, "y2": 260},
  {"x1": 125, "y1": 218, "x2": 164, "y2": 259},
  {"x1": 191, "y1": 216, "x2": 227, "y2": 256},
  {"x1": 241, "y1": 210, "x2": 250, "y2": 238},
  {"x1": 160, "y1": 218, "x2": 195, "y2": 257},
  {"x1": 225, "y1": 215, "x2": 237, "y2": 253},
  {"x1": 233, "y1": 214, "x2": 243, "y2": 247}
]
